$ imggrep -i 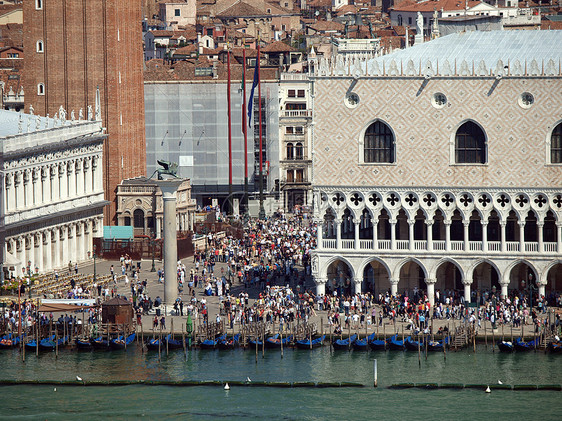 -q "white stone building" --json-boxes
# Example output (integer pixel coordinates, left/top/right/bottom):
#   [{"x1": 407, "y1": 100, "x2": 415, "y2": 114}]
[
  {"x1": 309, "y1": 31, "x2": 562, "y2": 305},
  {"x1": 1, "y1": 108, "x2": 106, "y2": 278}
]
